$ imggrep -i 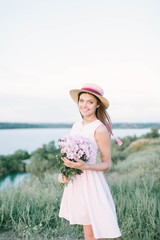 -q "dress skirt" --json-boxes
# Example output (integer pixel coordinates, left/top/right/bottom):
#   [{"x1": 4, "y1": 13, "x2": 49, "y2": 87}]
[{"x1": 59, "y1": 170, "x2": 121, "y2": 239}]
